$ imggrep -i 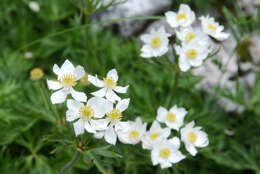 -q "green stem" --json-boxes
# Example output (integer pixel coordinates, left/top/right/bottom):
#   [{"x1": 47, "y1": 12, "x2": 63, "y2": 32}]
[
  {"x1": 169, "y1": 67, "x2": 180, "y2": 106},
  {"x1": 59, "y1": 151, "x2": 81, "y2": 174}
]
